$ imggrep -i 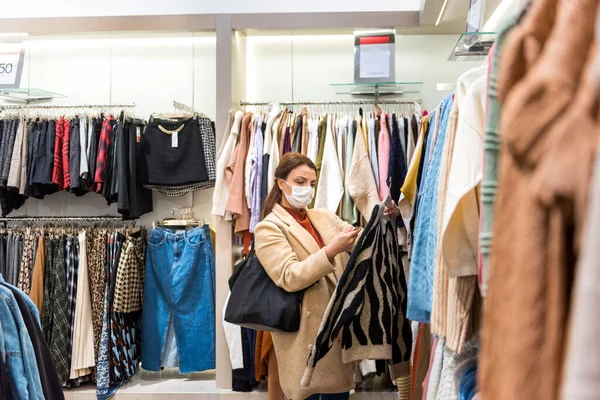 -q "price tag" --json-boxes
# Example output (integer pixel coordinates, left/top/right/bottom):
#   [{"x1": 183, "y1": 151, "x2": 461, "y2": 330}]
[
  {"x1": 354, "y1": 31, "x2": 395, "y2": 84},
  {"x1": 0, "y1": 41, "x2": 25, "y2": 88},
  {"x1": 360, "y1": 44, "x2": 390, "y2": 79},
  {"x1": 172, "y1": 130, "x2": 179, "y2": 148}
]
